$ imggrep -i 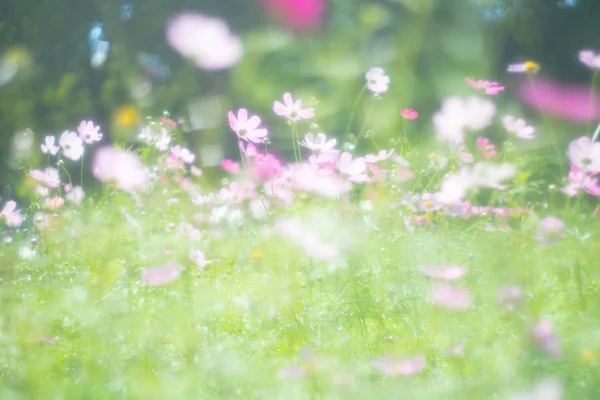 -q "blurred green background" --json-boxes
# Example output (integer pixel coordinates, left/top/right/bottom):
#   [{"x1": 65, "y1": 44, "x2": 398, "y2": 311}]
[{"x1": 1, "y1": 0, "x2": 599, "y2": 192}]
